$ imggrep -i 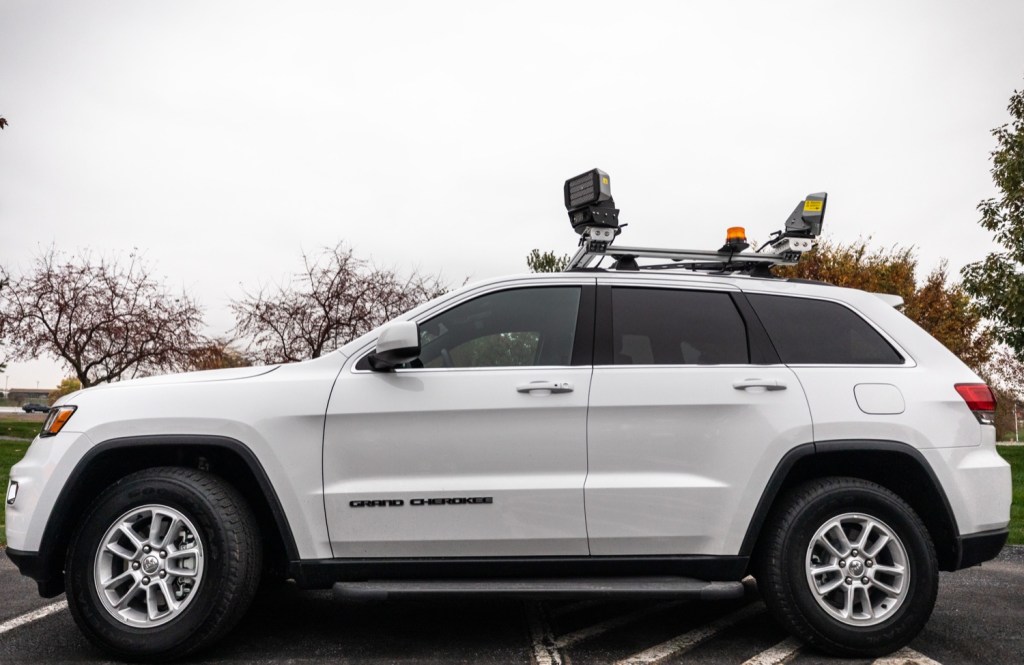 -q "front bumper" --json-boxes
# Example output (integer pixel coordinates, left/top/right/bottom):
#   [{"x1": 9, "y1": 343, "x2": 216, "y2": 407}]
[{"x1": 5, "y1": 547, "x2": 64, "y2": 597}]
